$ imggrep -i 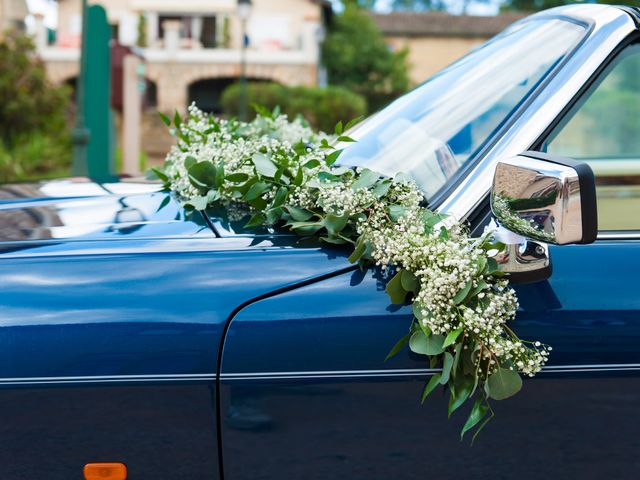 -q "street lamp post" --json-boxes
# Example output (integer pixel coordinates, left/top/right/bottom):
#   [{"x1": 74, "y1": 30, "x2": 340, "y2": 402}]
[
  {"x1": 71, "y1": 0, "x2": 90, "y2": 175},
  {"x1": 237, "y1": 0, "x2": 252, "y2": 121}
]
